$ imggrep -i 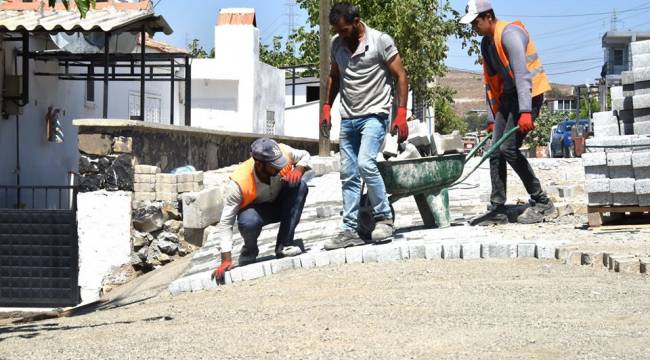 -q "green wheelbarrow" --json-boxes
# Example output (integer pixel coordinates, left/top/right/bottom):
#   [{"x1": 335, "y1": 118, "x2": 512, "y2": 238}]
[{"x1": 357, "y1": 126, "x2": 519, "y2": 238}]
